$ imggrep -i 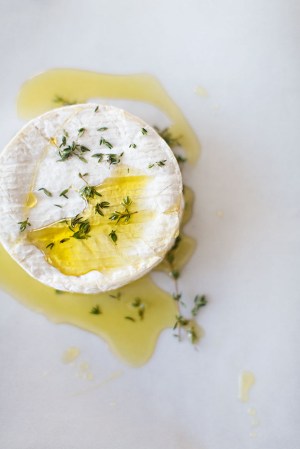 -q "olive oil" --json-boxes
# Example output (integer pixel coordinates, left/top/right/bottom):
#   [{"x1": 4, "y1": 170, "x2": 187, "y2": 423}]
[
  {"x1": 0, "y1": 69, "x2": 200, "y2": 365},
  {"x1": 27, "y1": 175, "x2": 154, "y2": 276},
  {"x1": 0, "y1": 244, "x2": 176, "y2": 366}
]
